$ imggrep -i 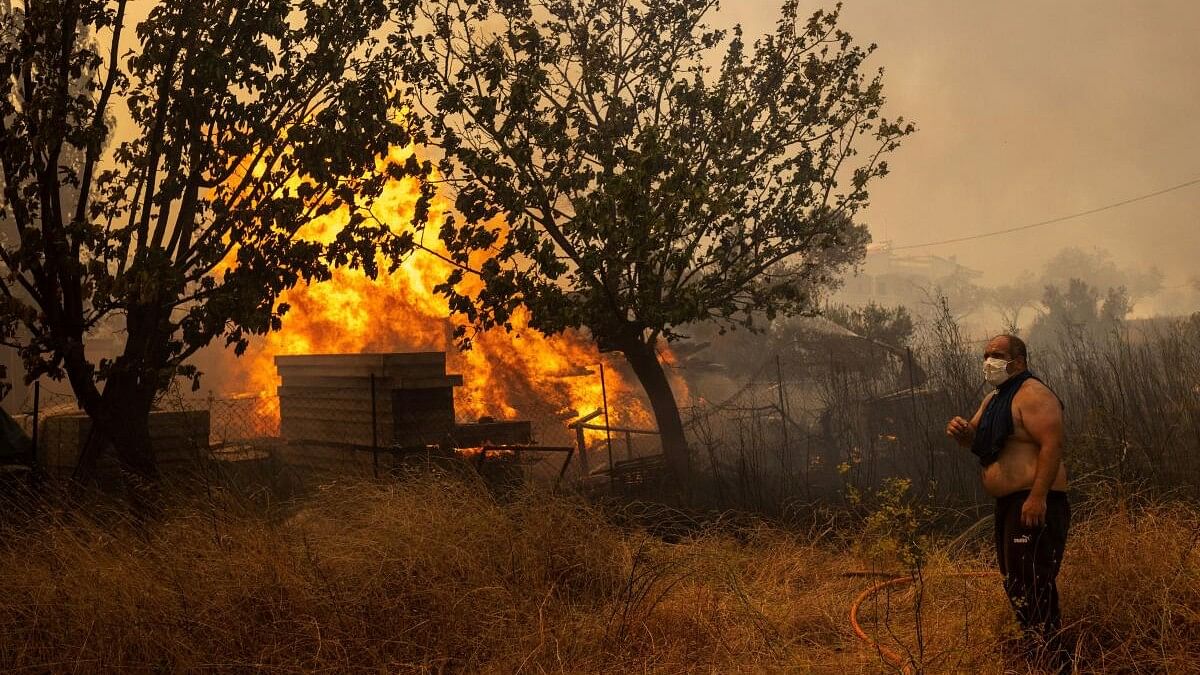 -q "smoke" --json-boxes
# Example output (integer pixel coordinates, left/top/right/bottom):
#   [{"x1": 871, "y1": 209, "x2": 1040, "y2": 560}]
[{"x1": 721, "y1": 1, "x2": 1200, "y2": 302}]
